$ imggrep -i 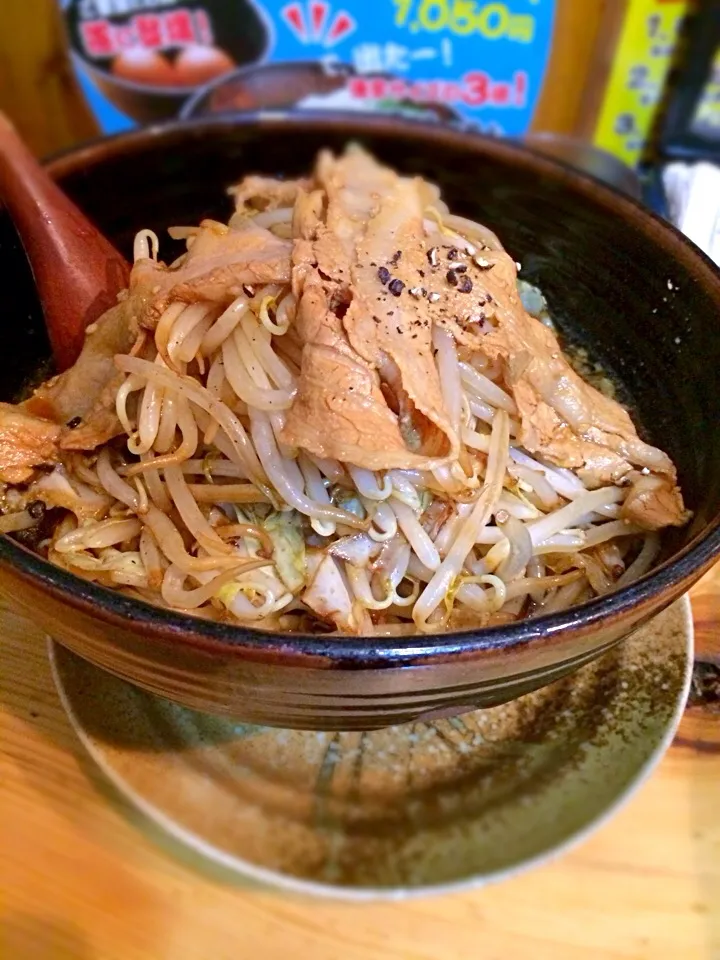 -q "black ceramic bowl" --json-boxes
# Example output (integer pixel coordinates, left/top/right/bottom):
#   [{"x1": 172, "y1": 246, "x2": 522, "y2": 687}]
[{"x1": 1, "y1": 115, "x2": 719, "y2": 730}]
